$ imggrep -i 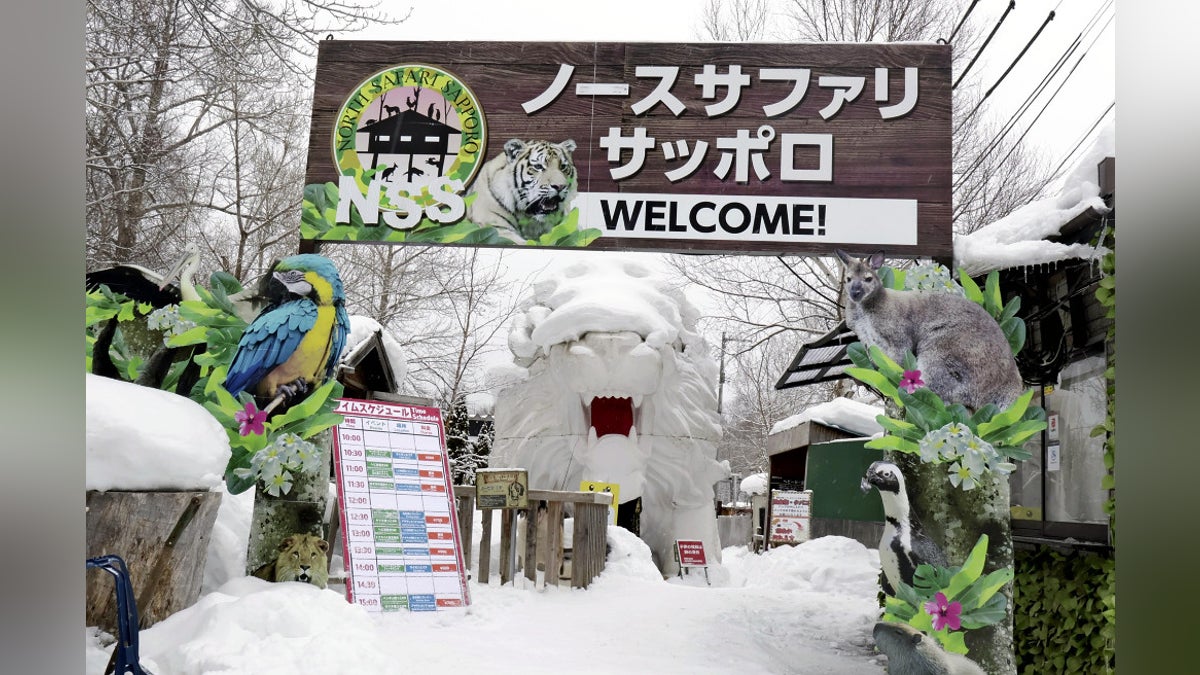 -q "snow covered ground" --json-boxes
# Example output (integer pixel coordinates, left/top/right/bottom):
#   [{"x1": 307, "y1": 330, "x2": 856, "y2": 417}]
[{"x1": 86, "y1": 496, "x2": 887, "y2": 675}]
